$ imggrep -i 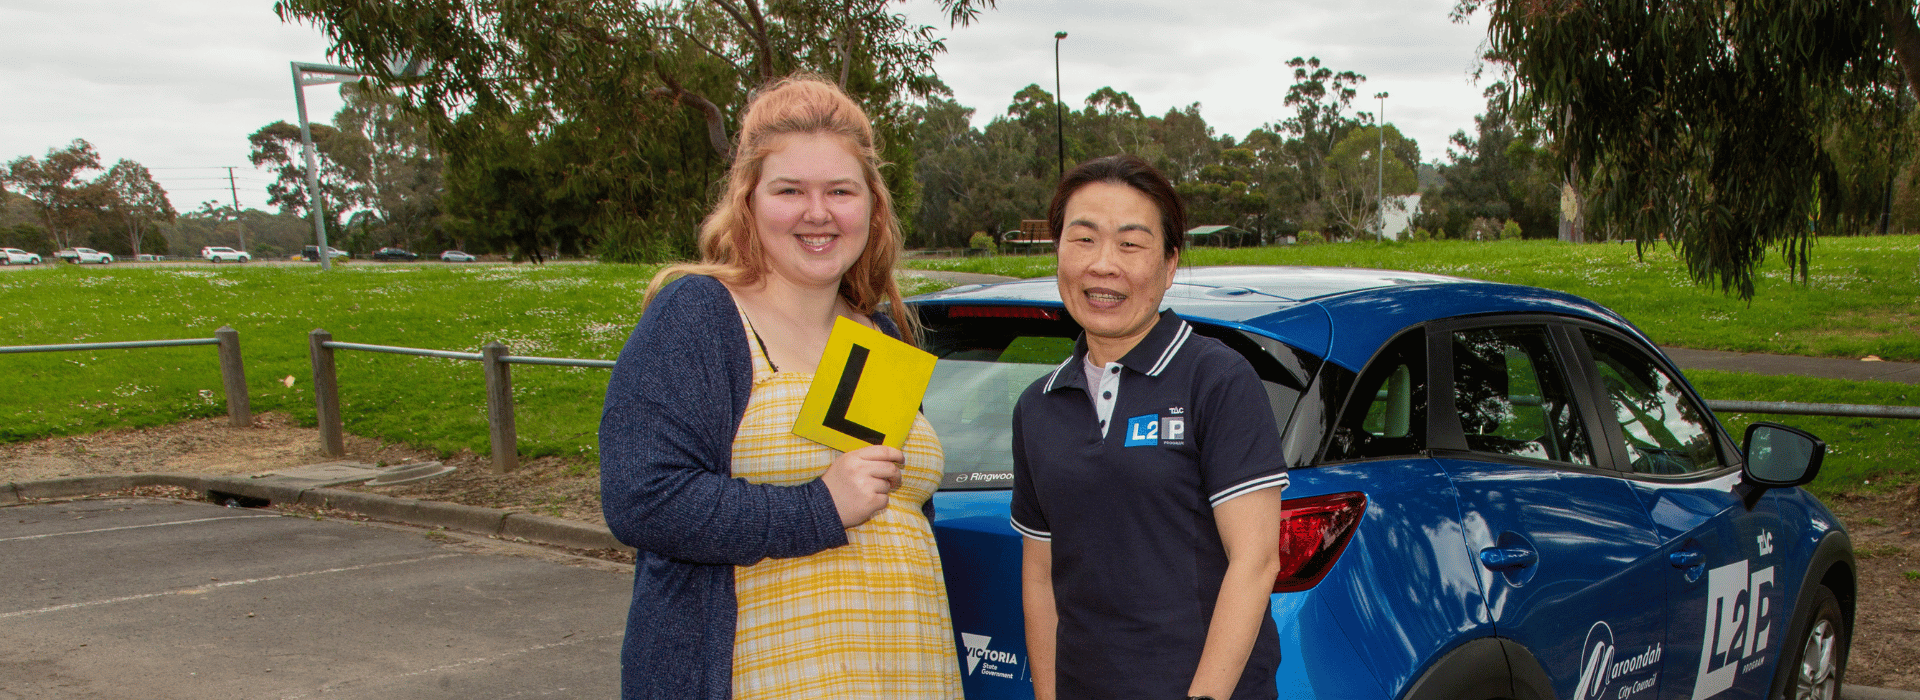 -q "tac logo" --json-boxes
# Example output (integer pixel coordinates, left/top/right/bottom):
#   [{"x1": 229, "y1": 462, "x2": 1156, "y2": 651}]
[
  {"x1": 1124, "y1": 412, "x2": 1186, "y2": 447},
  {"x1": 1690, "y1": 557, "x2": 1776, "y2": 700},
  {"x1": 960, "y1": 633, "x2": 1022, "y2": 680}
]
